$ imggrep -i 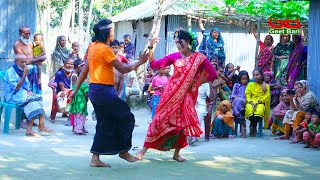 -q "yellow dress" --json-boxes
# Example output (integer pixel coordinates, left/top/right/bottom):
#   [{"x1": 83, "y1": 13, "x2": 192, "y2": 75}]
[
  {"x1": 245, "y1": 82, "x2": 271, "y2": 128},
  {"x1": 33, "y1": 45, "x2": 43, "y2": 57}
]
